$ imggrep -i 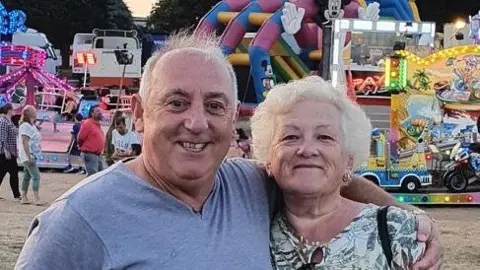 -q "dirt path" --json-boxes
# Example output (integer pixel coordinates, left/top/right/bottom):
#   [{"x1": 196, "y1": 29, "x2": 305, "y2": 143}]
[{"x1": 1, "y1": 172, "x2": 479, "y2": 269}]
